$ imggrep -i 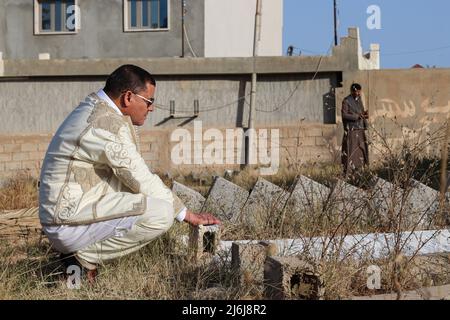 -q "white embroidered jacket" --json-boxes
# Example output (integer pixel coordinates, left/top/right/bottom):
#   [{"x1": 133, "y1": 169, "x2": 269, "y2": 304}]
[{"x1": 39, "y1": 93, "x2": 185, "y2": 226}]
